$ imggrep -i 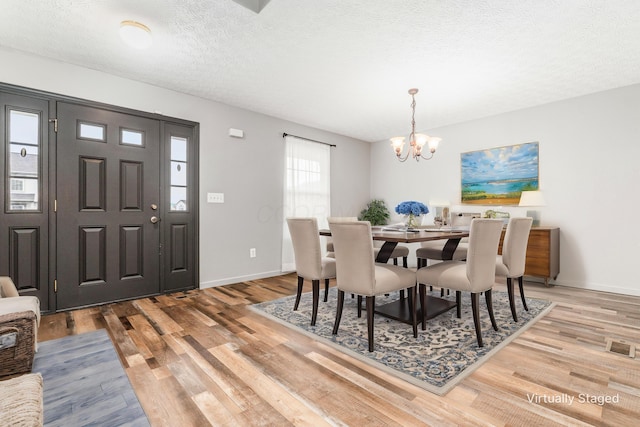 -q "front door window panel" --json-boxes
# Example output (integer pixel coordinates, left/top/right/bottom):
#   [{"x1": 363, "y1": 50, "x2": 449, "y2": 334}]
[{"x1": 7, "y1": 110, "x2": 40, "y2": 211}]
